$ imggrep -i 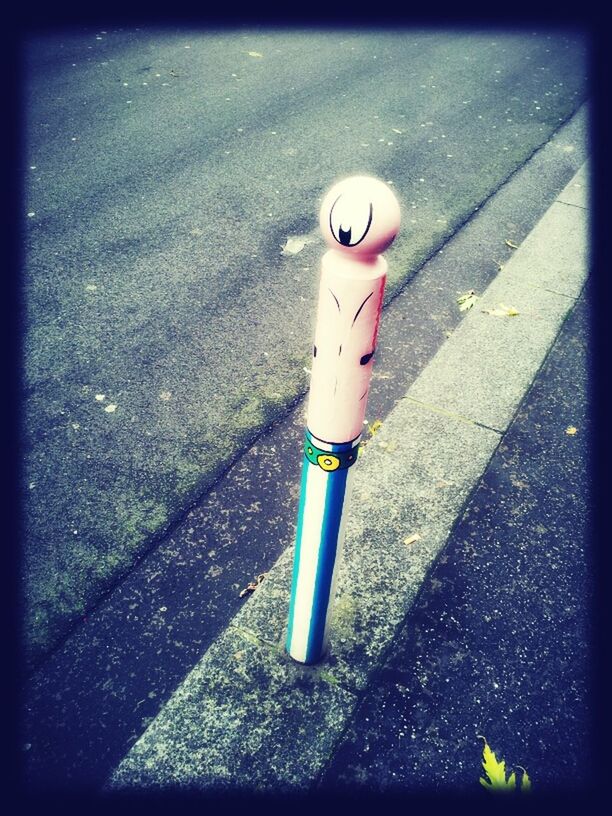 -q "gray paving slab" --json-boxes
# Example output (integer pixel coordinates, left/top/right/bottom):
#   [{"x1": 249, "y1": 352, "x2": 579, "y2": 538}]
[
  {"x1": 109, "y1": 627, "x2": 357, "y2": 793},
  {"x1": 408, "y1": 285, "x2": 575, "y2": 433},
  {"x1": 409, "y1": 169, "x2": 588, "y2": 431},
  {"x1": 108, "y1": 163, "x2": 589, "y2": 792},
  {"x1": 492, "y1": 202, "x2": 588, "y2": 298},
  {"x1": 556, "y1": 161, "x2": 589, "y2": 208},
  {"x1": 232, "y1": 403, "x2": 500, "y2": 693}
]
